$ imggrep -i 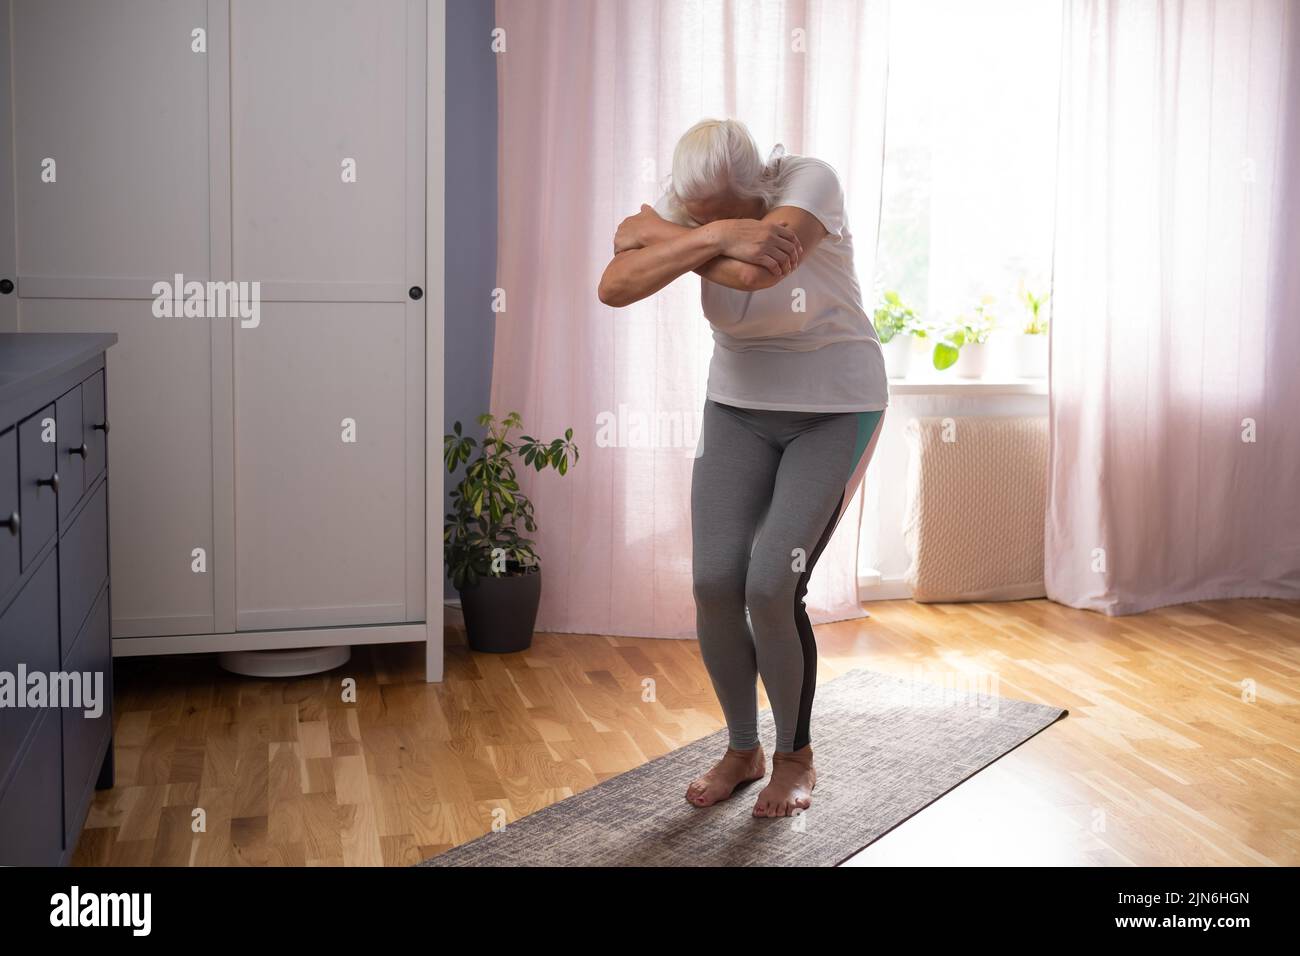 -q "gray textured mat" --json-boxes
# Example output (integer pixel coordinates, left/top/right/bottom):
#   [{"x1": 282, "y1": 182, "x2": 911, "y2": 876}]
[{"x1": 420, "y1": 668, "x2": 1067, "y2": 867}]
